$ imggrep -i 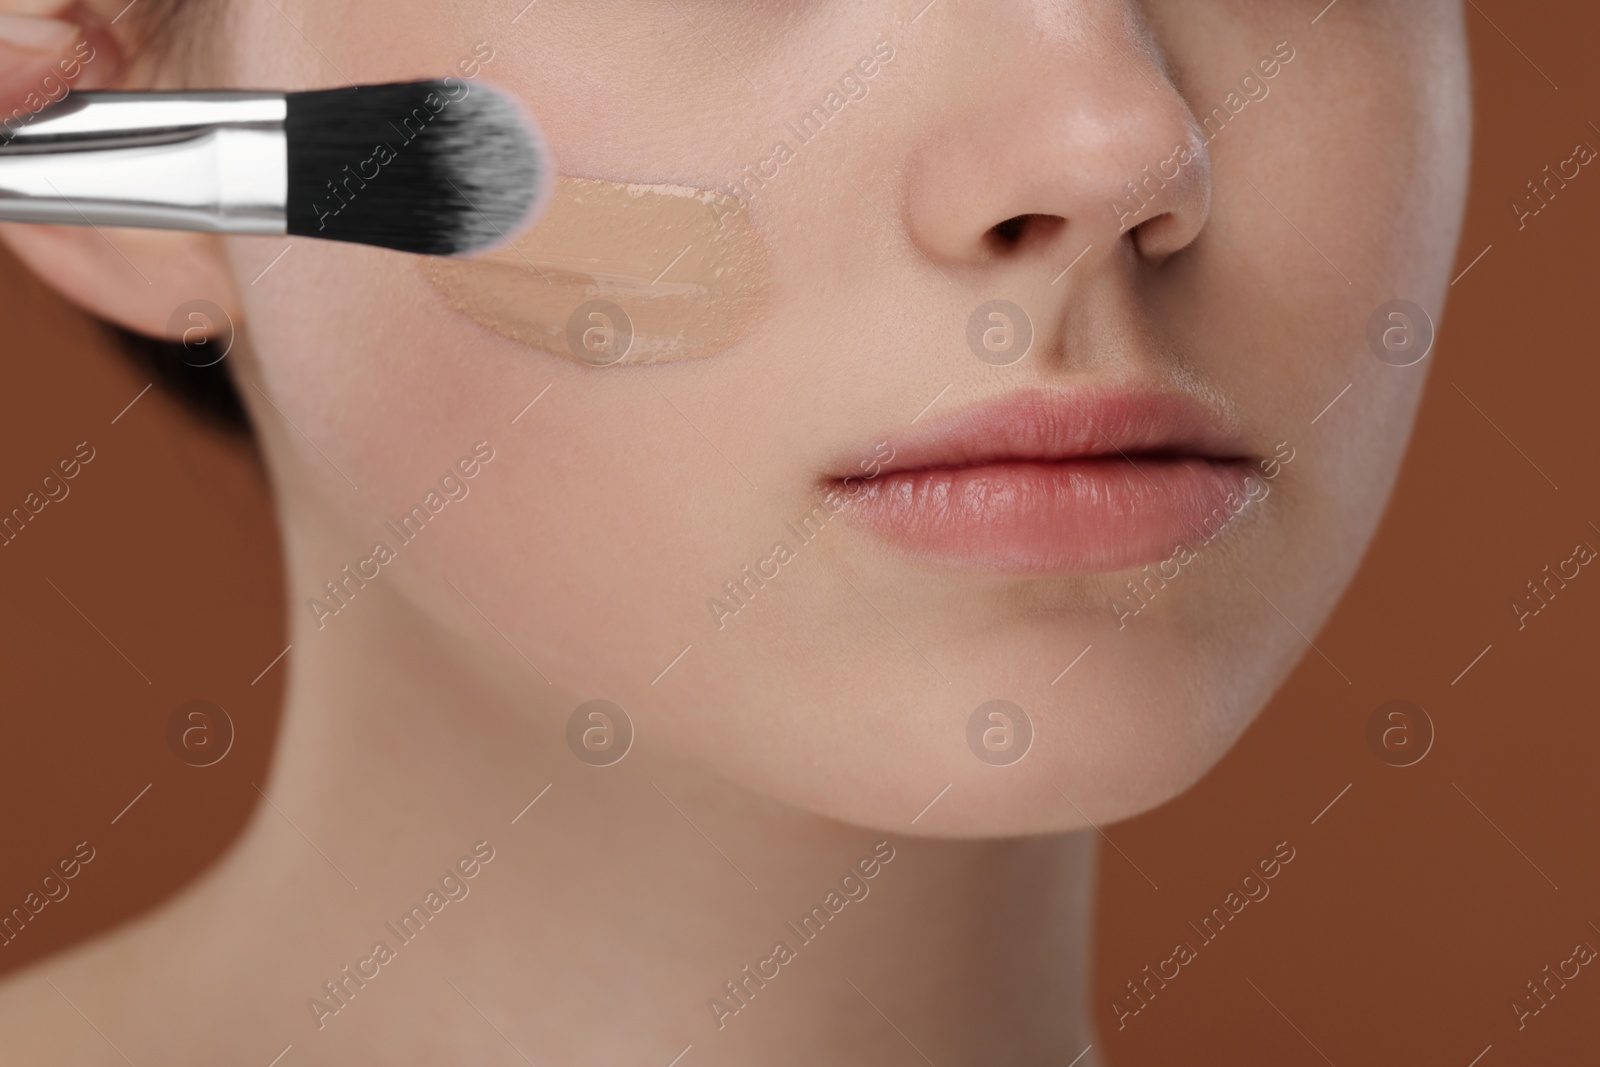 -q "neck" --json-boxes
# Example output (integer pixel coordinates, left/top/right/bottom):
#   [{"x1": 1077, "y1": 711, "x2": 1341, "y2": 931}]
[{"x1": 49, "y1": 559, "x2": 1103, "y2": 1066}]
